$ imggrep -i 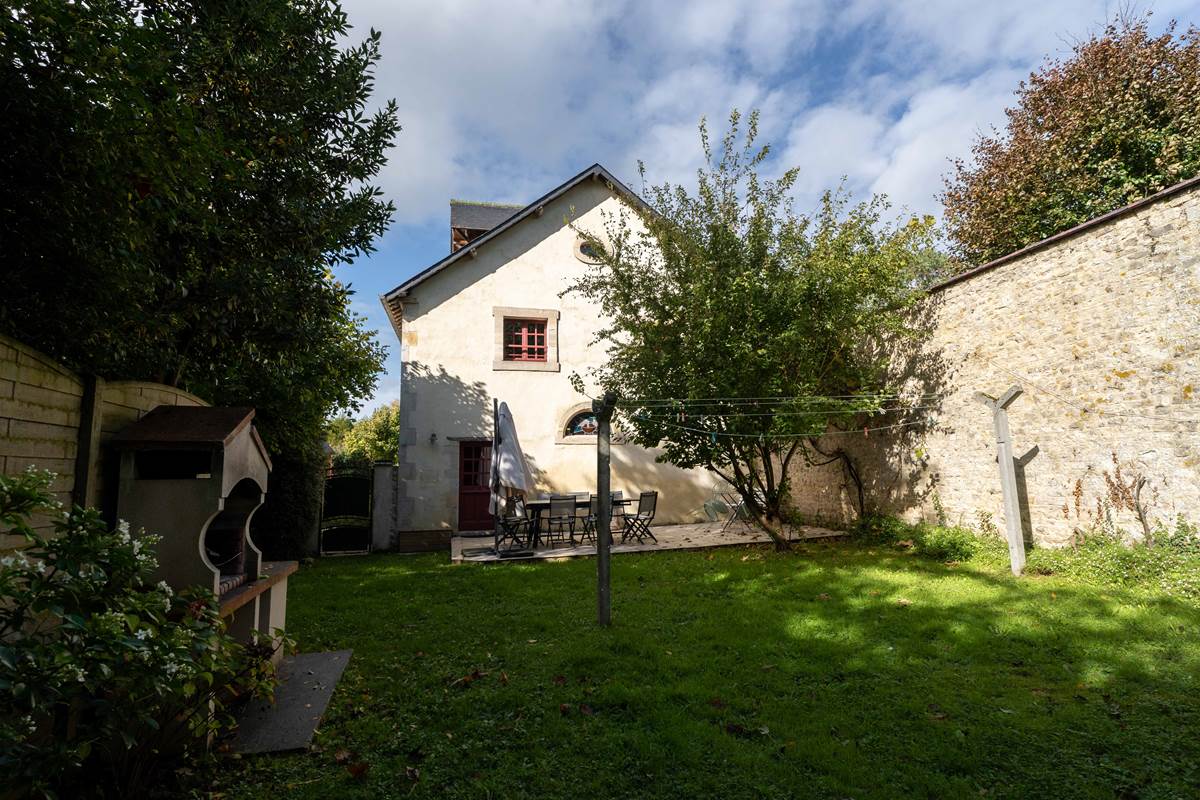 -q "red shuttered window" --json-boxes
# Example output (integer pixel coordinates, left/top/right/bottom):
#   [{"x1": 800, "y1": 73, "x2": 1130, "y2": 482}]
[{"x1": 502, "y1": 318, "x2": 547, "y2": 362}]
